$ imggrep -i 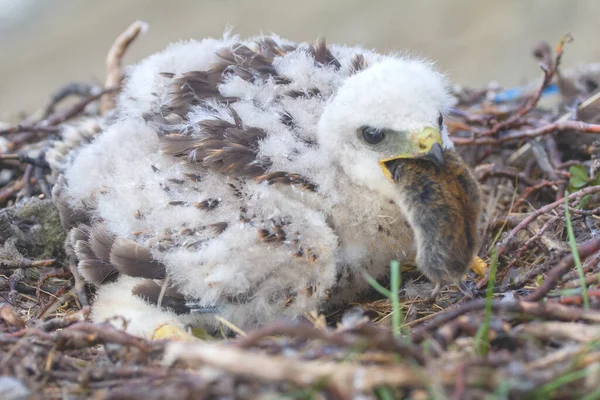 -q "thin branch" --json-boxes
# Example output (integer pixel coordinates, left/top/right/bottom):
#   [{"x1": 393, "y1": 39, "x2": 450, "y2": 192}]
[
  {"x1": 164, "y1": 340, "x2": 427, "y2": 392},
  {"x1": 100, "y1": 20, "x2": 147, "y2": 115},
  {"x1": 0, "y1": 87, "x2": 117, "y2": 136},
  {"x1": 522, "y1": 237, "x2": 600, "y2": 302},
  {"x1": 412, "y1": 298, "x2": 600, "y2": 343},
  {"x1": 496, "y1": 214, "x2": 561, "y2": 284},
  {"x1": 481, "y1": 34, "x2": 572, "y2": 136},
  {"x1": 497, "y1": 186, "x2": 600, "y2": 257},
  {"x1": 453, "y1": 120, "x2": 600, "y2": 146},
  {"x1": 512, "y1": 180, "x2": 562, "y2": 210},
  {"x1": 236, "y1": 321, "x2": 426, "y2": 366},
  {"x1": 0, "y1": 258, "x2": 55, "y2": 270}
]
